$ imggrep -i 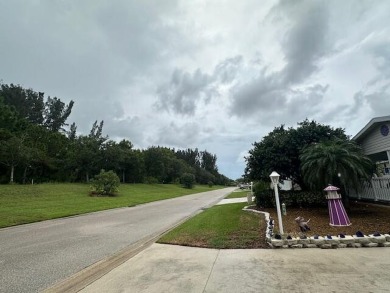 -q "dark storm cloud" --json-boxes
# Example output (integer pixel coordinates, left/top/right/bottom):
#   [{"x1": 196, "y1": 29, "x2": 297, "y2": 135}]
[
  {"x1": 155, "y1": 56, "x2": 243, "y2": 115},
  {"x1": 155, "y1": 68, "x2": 213, "y2": 115},
  {"x1": 279, "y1": 0, "x2": 330, "y2": 84},
  {"x1": 230, "y1": 72, "x2": 285, "y2": 116},
  {"x1": 0, "y1": 0, "x2": 182, "y2": 134},
  {"x1": 229, "y1": 0, "x2": 331, "y2": 119}
]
